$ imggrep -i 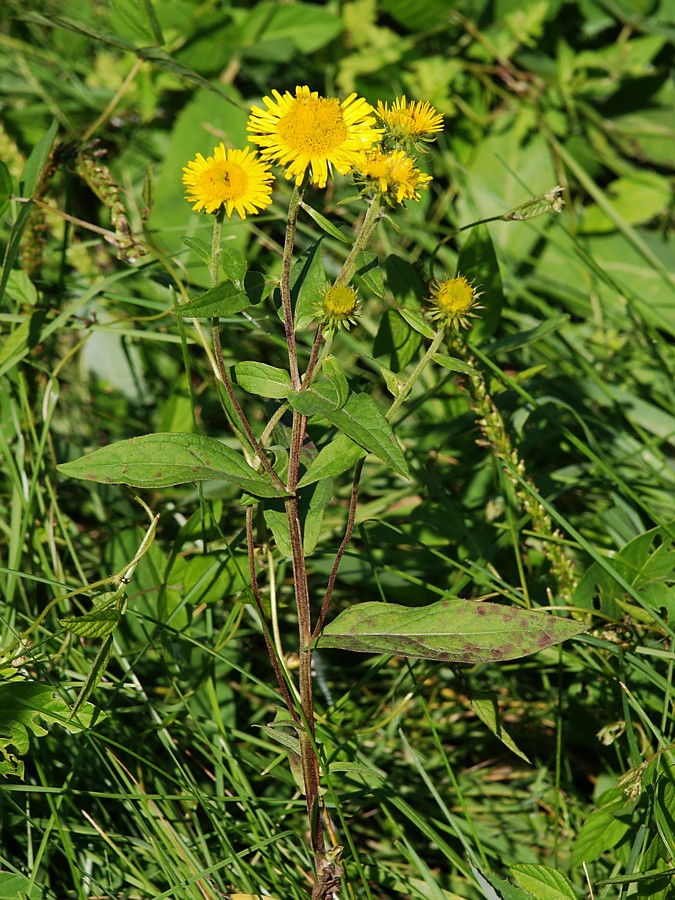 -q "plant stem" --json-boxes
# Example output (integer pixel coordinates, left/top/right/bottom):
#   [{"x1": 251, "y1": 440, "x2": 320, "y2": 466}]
[
  {"x1": 245, "y1": 507, "x2": 301, "y2": 724},
  {"x1": 211, "y1": 320, "x2": 286, "y2": 490},
  {"x1": 280, "y1": 182, "x2": 305, "y2": 390},
  {"x1": 386, "y1": 327, "x2": 446, "y2": 422},
  {"x1": 335, "y1": 195, "x2": 383, "y2": 286}
]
